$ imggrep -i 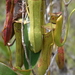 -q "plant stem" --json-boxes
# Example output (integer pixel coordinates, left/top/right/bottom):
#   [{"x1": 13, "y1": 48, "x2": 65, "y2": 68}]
[{"x1": 7, "y1": 46, "x2": 13, "y2": 68}]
